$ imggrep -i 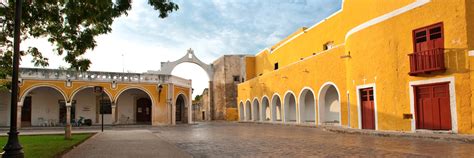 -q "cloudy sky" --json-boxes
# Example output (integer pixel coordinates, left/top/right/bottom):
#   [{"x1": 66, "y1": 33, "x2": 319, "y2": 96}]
[{"x1": 21, "y1": 0, "x2": 342, "y2": 97}]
